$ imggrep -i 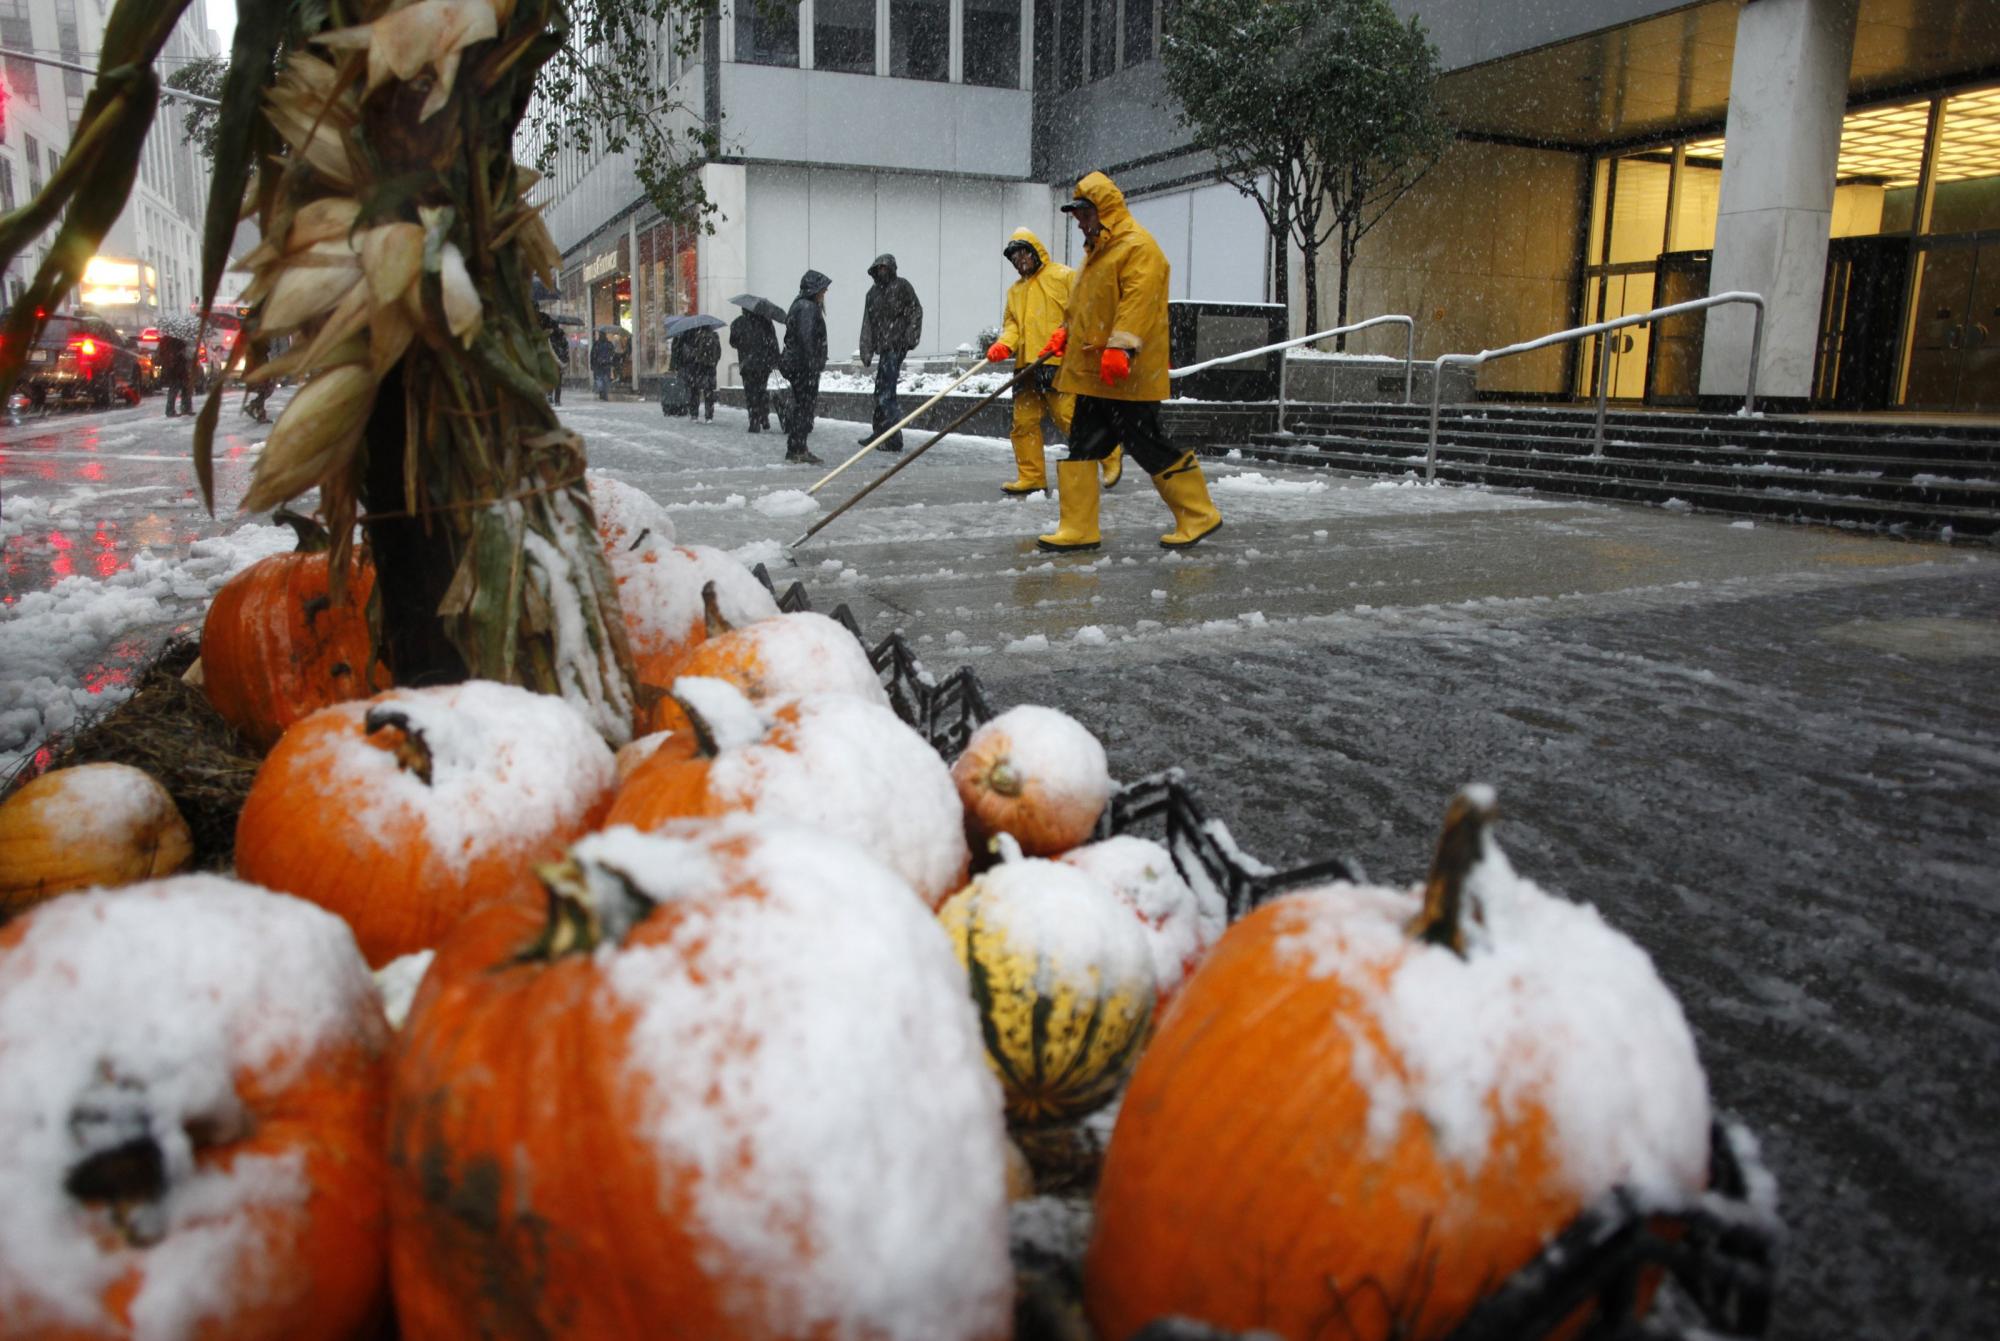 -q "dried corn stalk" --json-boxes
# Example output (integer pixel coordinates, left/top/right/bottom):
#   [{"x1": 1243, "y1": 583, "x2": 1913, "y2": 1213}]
[{"x1": 205, "y1": 0, "x2": 637, "y2": 743}]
